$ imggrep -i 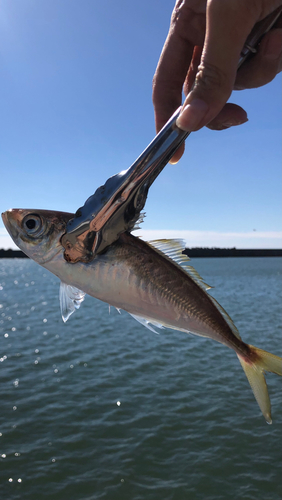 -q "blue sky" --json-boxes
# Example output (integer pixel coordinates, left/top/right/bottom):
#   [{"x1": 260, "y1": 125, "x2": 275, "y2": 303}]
[{"x1": 0, "y1": 0, "x2": 281, "y2": 249}]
